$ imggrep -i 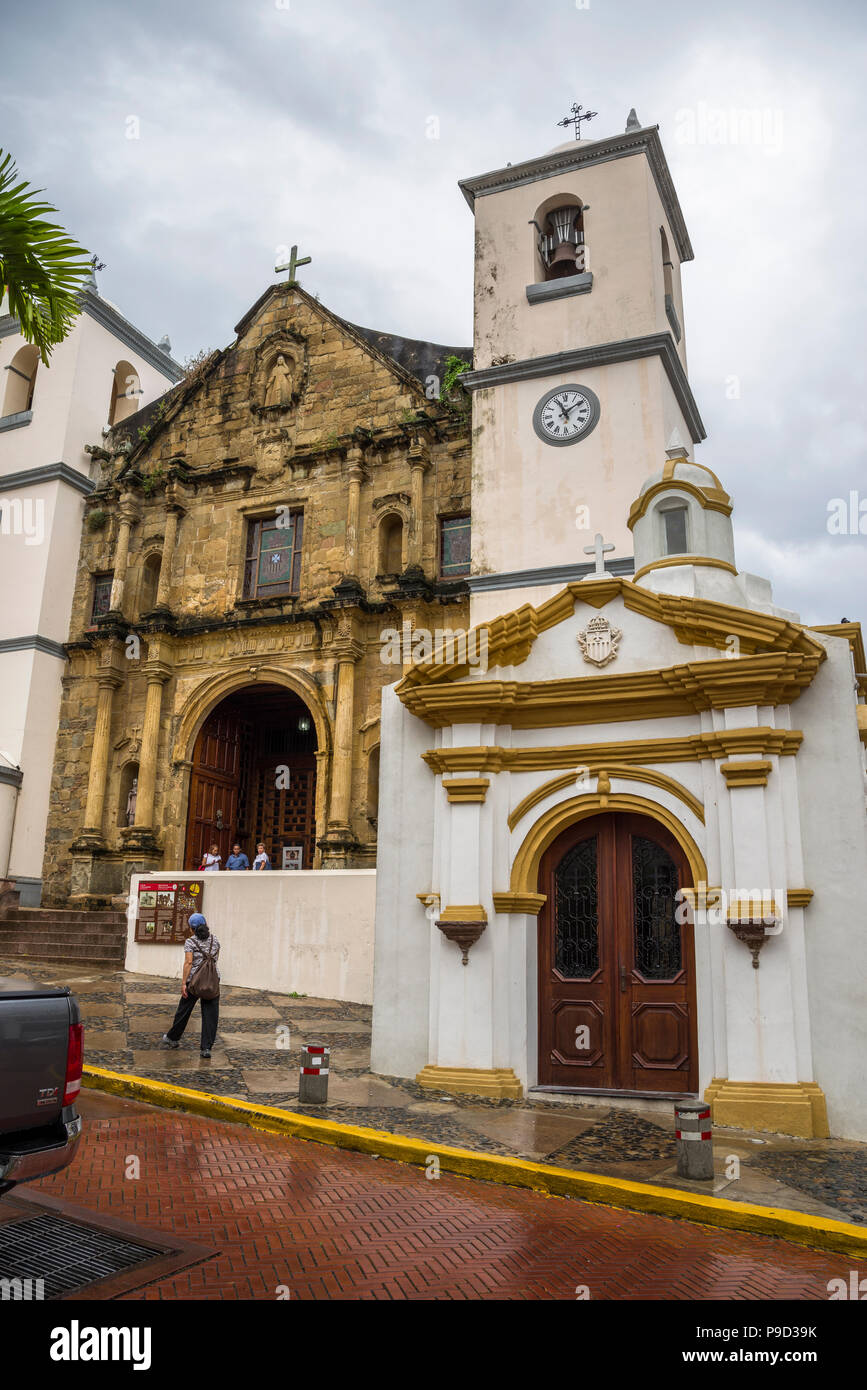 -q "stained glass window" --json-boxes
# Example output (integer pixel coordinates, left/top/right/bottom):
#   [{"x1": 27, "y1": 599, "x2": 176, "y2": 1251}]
[
  {"x1": 90, "y1": 573, "x2": 113, "y2": 624},
  {"x1": 553, "y1": 836, "x2": 599, "y2": 978},
  {"x1": 440, "y1": 514, "x2": 471, "y2": 577},
  {"x1": 243, "y1": 512, "x2": 303, "y2": 598},
  {"x1": 632, "y1": 835, "x2": 682, "y2": 979}
]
